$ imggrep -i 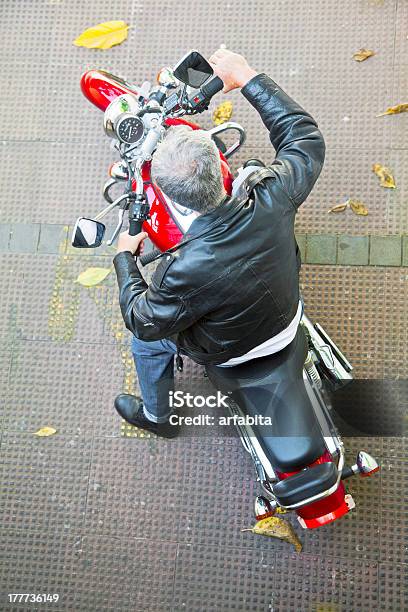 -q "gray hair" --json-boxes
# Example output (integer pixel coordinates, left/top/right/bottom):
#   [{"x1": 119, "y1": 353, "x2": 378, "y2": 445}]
[{"x1": 151, "y1": 125, "x2": 225, "y2": 214}]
